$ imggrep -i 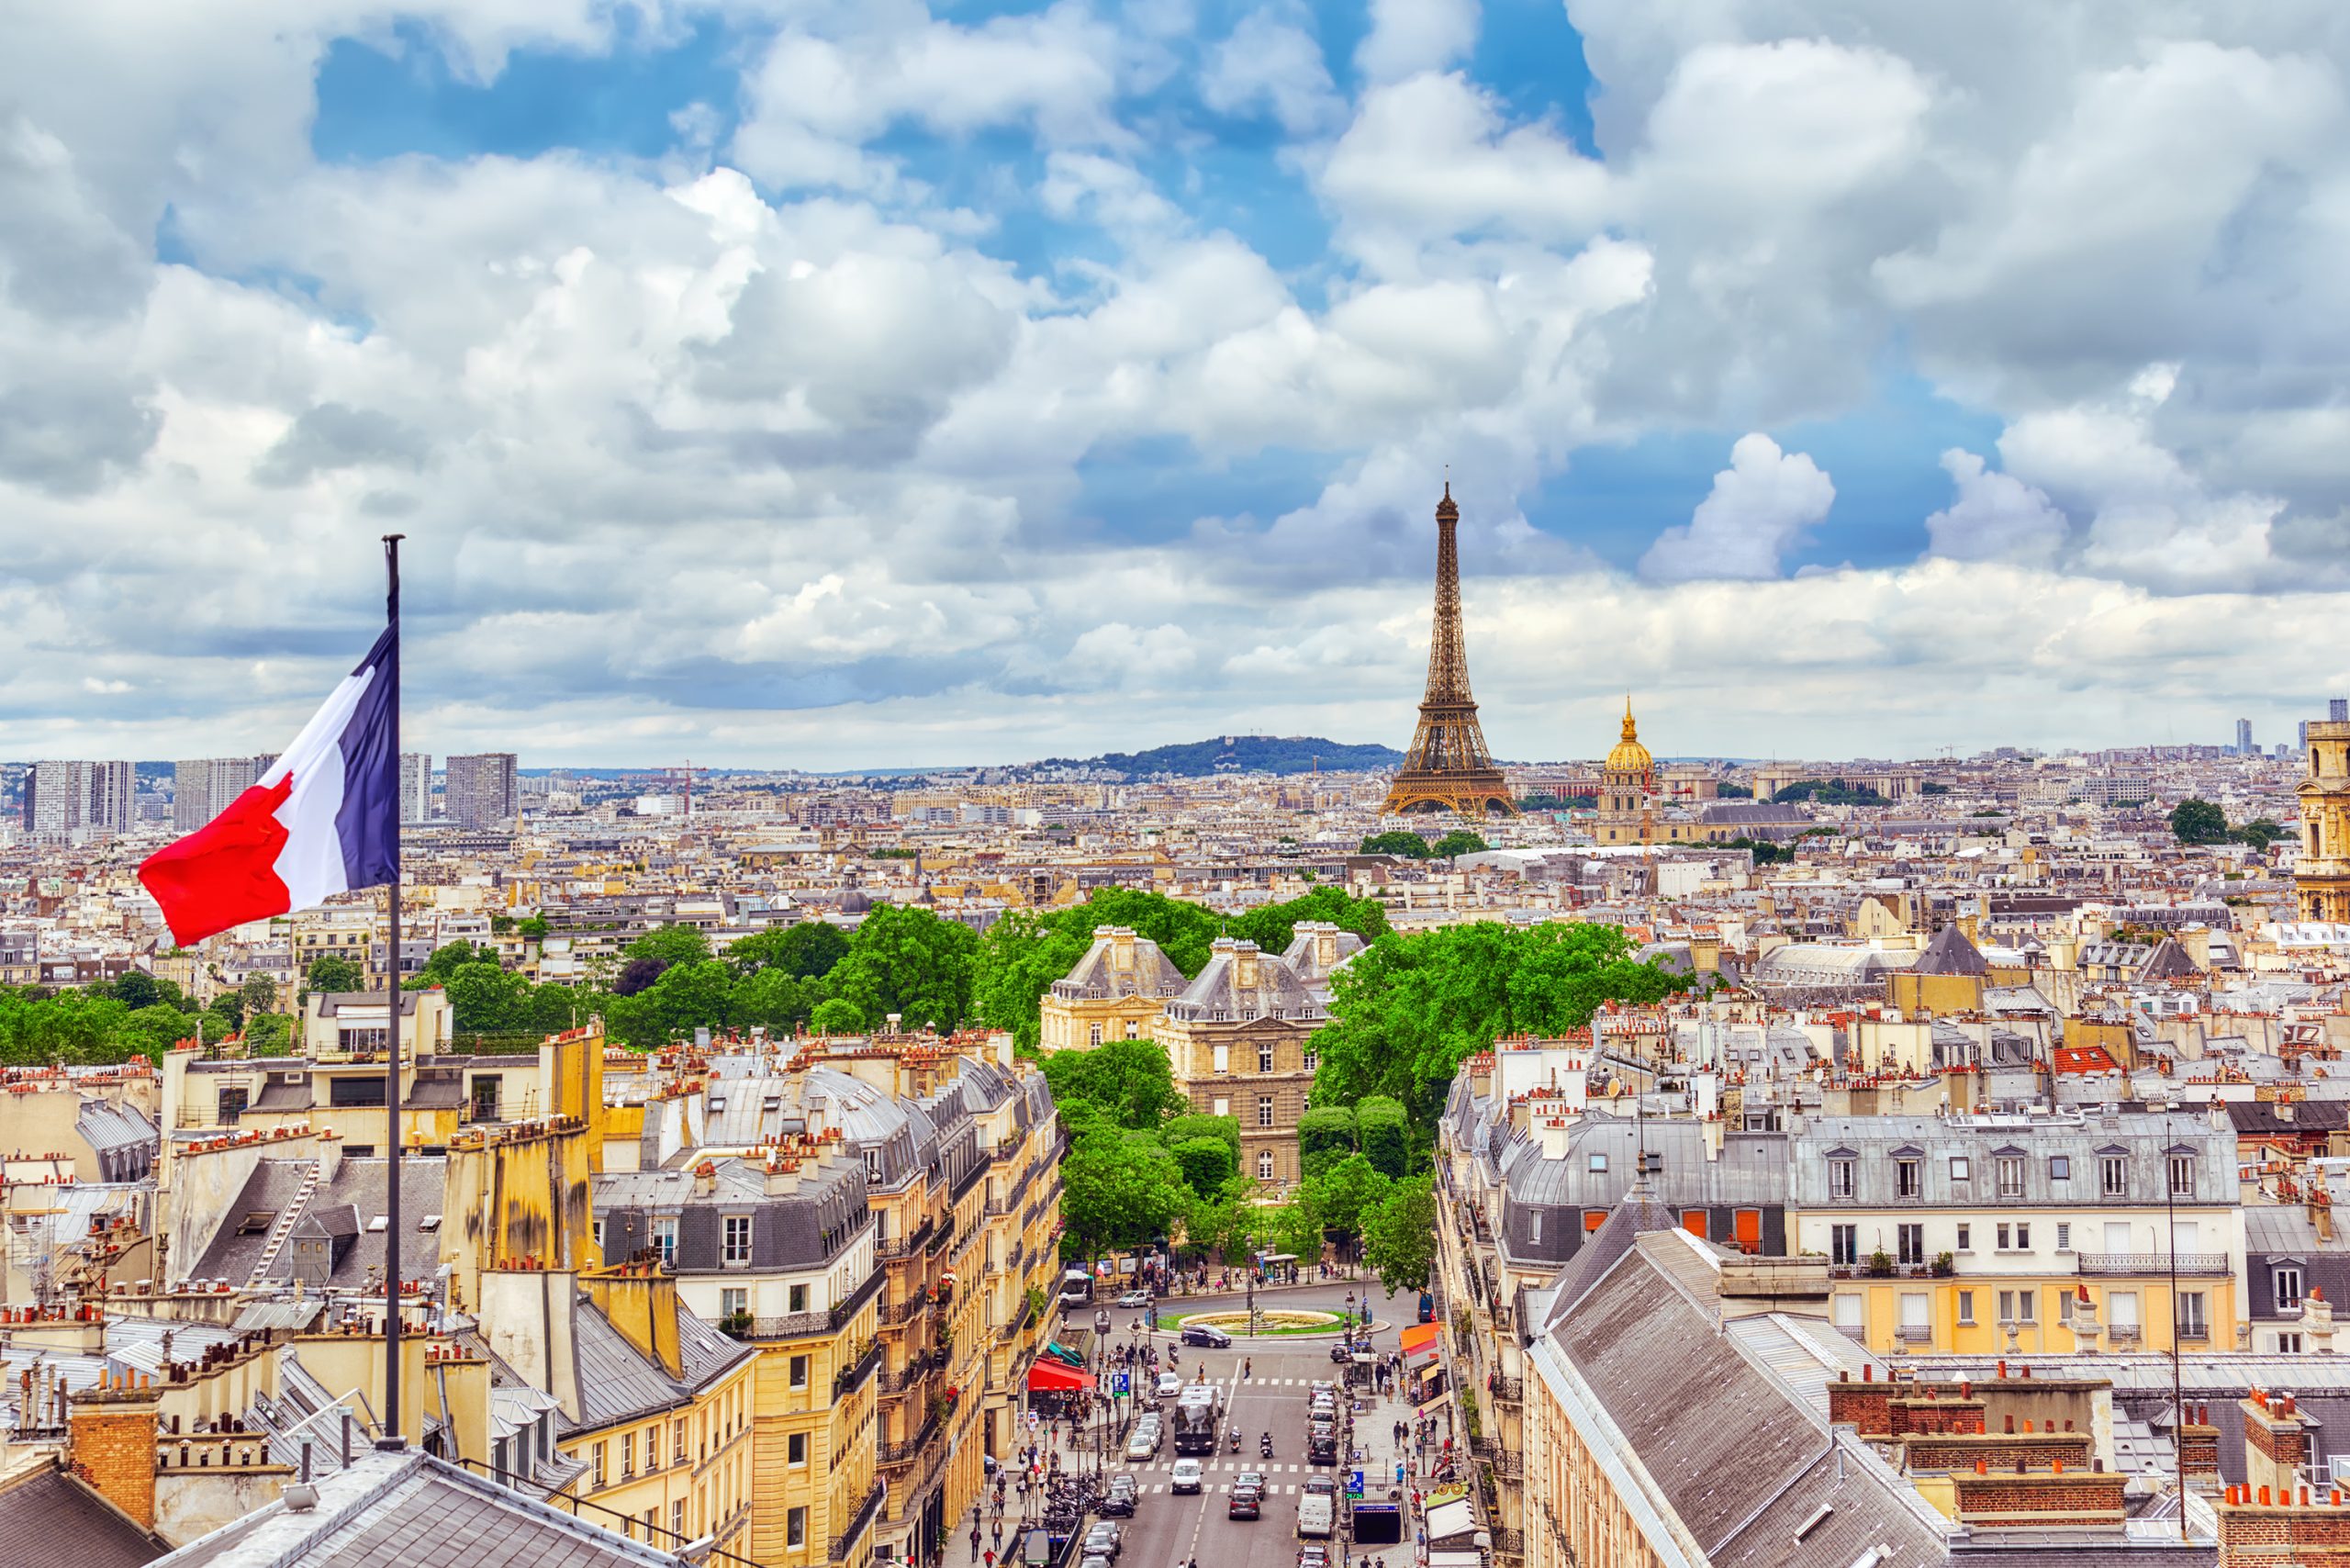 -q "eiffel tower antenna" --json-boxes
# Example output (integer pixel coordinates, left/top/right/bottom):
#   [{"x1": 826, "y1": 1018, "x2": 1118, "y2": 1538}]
[{"x1": 1382, "y1": 477, "x2": 1516, "y2": 818}]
